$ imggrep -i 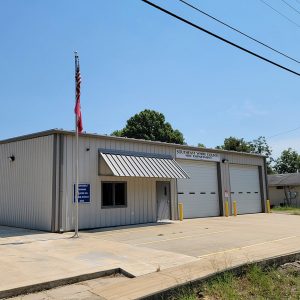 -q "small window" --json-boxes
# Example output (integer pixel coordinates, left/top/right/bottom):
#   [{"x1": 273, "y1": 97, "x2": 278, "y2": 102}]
[{"x1": 102, "y1": 182, "x2": 127, "y2": 208}]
